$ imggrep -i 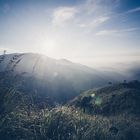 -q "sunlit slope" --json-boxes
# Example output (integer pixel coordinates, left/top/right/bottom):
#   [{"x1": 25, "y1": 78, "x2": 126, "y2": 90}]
[
  {"x1": 0, "y1": 53, "x2": 122, "y2": 103},
  {"x1": 69, "y1": 80, "x2": 140, "y2": 116}
]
